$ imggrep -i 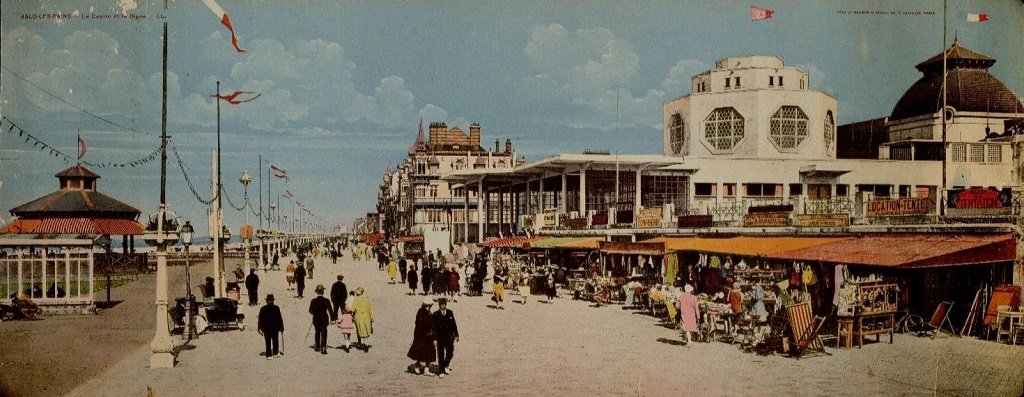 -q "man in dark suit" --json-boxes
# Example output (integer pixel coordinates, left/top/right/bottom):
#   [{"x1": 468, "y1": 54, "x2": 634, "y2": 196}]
[
  {"x1": 245, "y1": 269, "x2": 260, "y2": 306},
  {"x1": 431, "y1": 298, "x2": 459, "y2": 378},
  {"x1": 330, "y1": 275, "x2": 348, "y2": 322},
  {"x1": 309, "y1": 285, "x2": 332, "y2": 354},
  {"x1": 258, "y1": 294, "x2": 284, "y2": 359},
  {"x1": 294, "y1": 263, "x2": 307, "y2": 298}
]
